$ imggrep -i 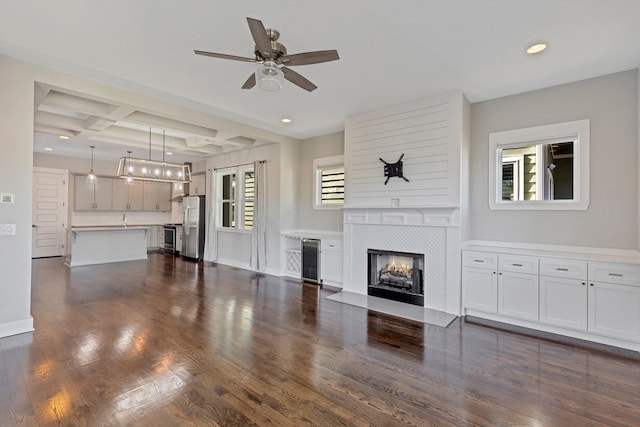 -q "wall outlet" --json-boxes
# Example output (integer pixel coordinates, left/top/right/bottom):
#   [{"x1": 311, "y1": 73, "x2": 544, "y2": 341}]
[{"x1": 0, "y1": 224, "x2": 16, "y2": 236}]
